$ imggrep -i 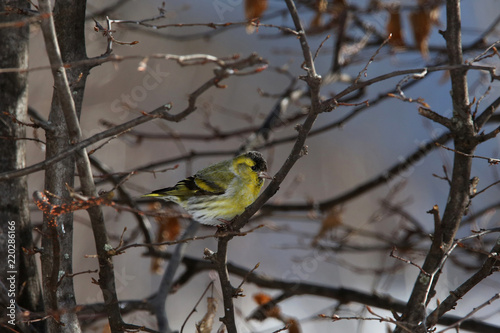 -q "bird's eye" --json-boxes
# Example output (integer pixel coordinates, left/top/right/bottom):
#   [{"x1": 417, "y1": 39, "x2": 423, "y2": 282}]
[{"x1": 251, "y1": 165, "x2": 258, "y2": 171}]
